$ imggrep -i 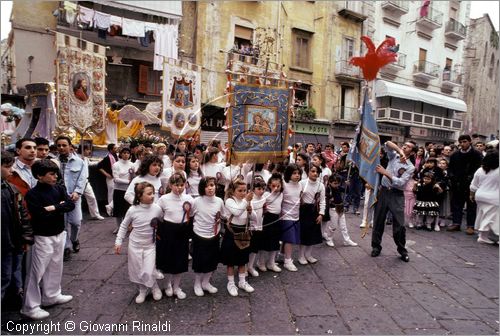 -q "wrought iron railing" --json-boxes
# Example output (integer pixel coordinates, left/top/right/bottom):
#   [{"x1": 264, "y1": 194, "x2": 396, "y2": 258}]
[
  {"x1": 413, "y1": 60, "x2": 440, "y2": 77},
  {"x1": 445, "y1": 18, "x2": 467, "y2": 37}
]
